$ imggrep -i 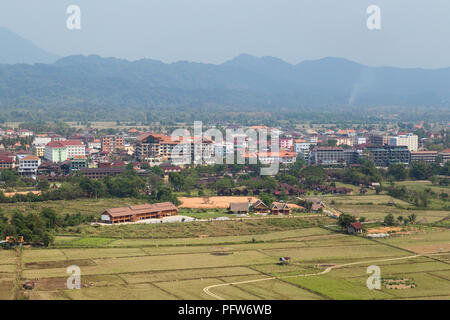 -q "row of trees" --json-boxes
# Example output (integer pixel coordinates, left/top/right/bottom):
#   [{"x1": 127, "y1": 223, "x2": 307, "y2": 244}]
[
  {"x1": 0, "y1": 166, "x2": 179, "y2": 205},
  {"x1": 387, "y1": 161, "x2": 450, "y2": 182}
]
